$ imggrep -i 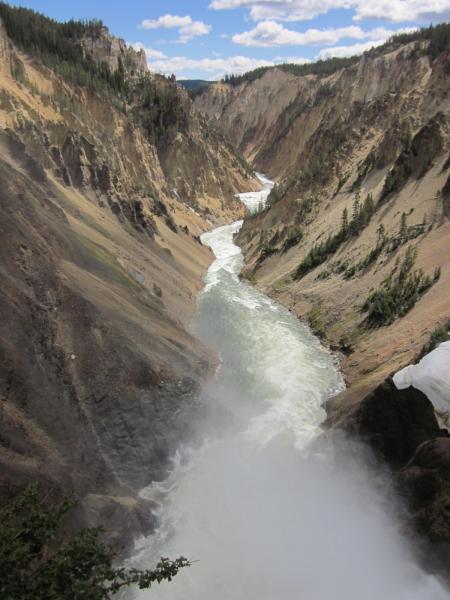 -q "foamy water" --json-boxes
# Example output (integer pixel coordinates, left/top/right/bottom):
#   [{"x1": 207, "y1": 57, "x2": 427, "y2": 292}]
[
  {"x1": 237, "y1": 172, "x2": 274, "y2": 214},
  {"x1": 128, "y1": 178, "x2": 449, "y2": 600}
]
